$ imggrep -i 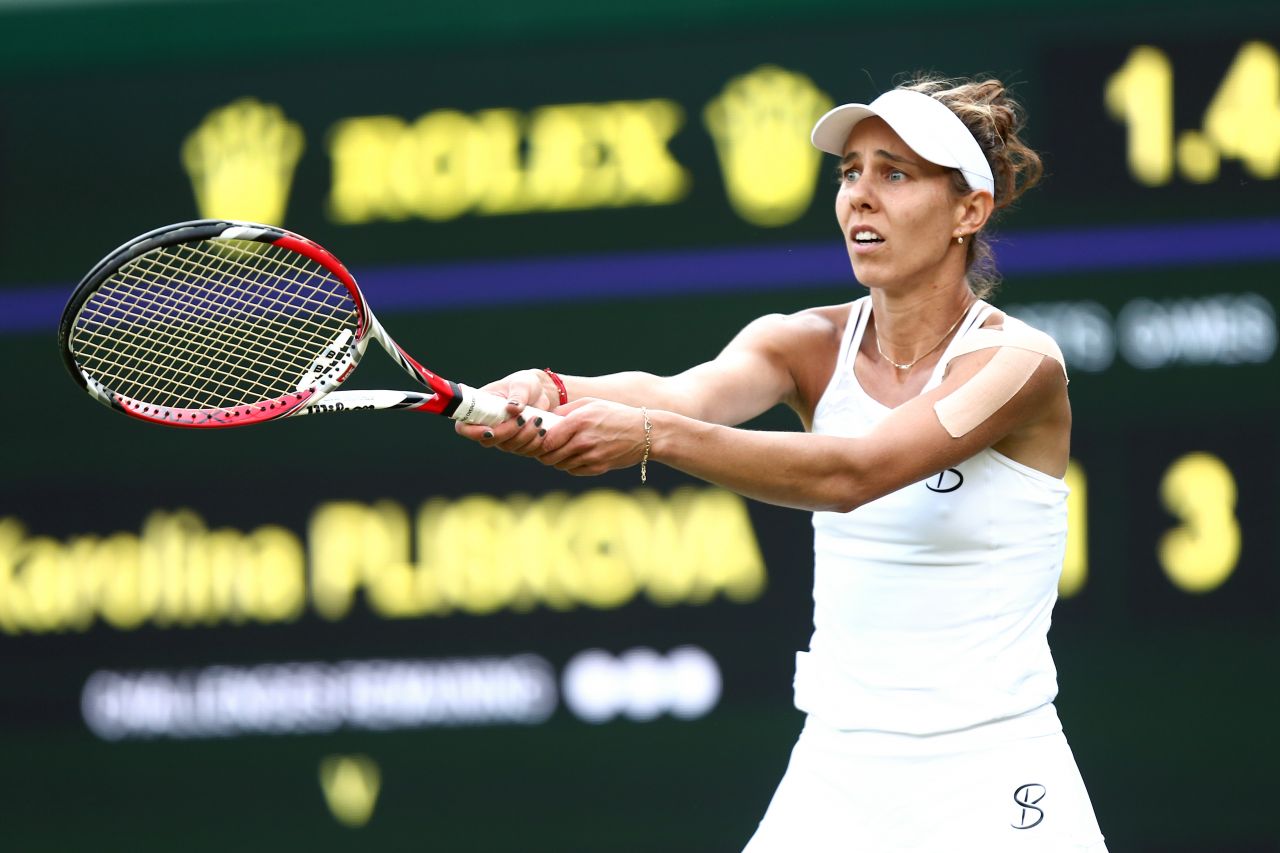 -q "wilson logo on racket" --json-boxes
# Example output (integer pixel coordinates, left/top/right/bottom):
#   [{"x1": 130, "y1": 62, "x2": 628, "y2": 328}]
[
  {"x1": 58, "y1": 220, "x2": 561, "y2": 431},
  {"x1": 307, "y1": 401, "x2": 376, "y2": 414}
]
